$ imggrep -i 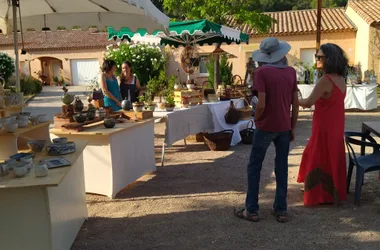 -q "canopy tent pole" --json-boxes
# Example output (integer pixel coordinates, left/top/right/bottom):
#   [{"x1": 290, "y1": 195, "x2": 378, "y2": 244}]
[
  {"x1": 316, "y1": 0, "x2": 322, "y2": 53},
  {"x1": 12, "y1": 0, "x2": 20, "y2": 90}
]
